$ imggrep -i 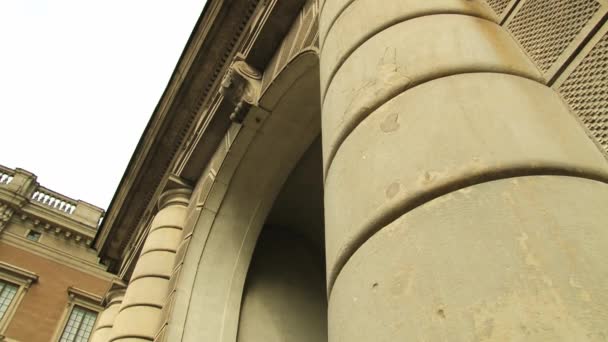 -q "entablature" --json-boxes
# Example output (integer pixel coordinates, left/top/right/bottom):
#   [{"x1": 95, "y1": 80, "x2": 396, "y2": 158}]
[
  {"x1": 95, "y1": 0, "x2": 311, "y2": 276},
  {"x1": 0, "y1": 165, "x2": 104, "y2": 246}
]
